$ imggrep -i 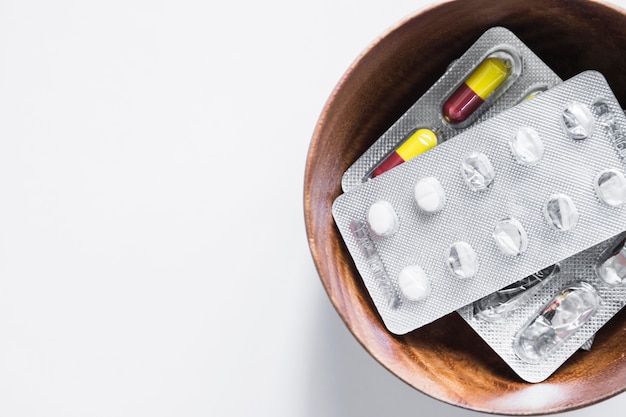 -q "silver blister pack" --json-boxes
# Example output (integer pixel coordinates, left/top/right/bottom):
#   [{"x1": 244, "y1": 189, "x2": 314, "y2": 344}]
[
  {"x1": 341, "y1": 26, "x2": 563, "y2": 192},
  {"x1": 458, "y1": 232, "x2": 626, "y2": 383},
  {"x1": 332, "y1": 71, "x2": 626, "y2": 334}
]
